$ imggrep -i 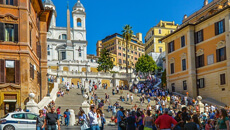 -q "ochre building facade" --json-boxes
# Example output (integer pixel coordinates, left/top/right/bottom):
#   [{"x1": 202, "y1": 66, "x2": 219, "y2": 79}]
[
  {"x1": 0, "y1": 0, "x2": 52, "y2": 116},
  {"x1": 162, "y1": 0, "x2": 230, "y2": 105}
]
